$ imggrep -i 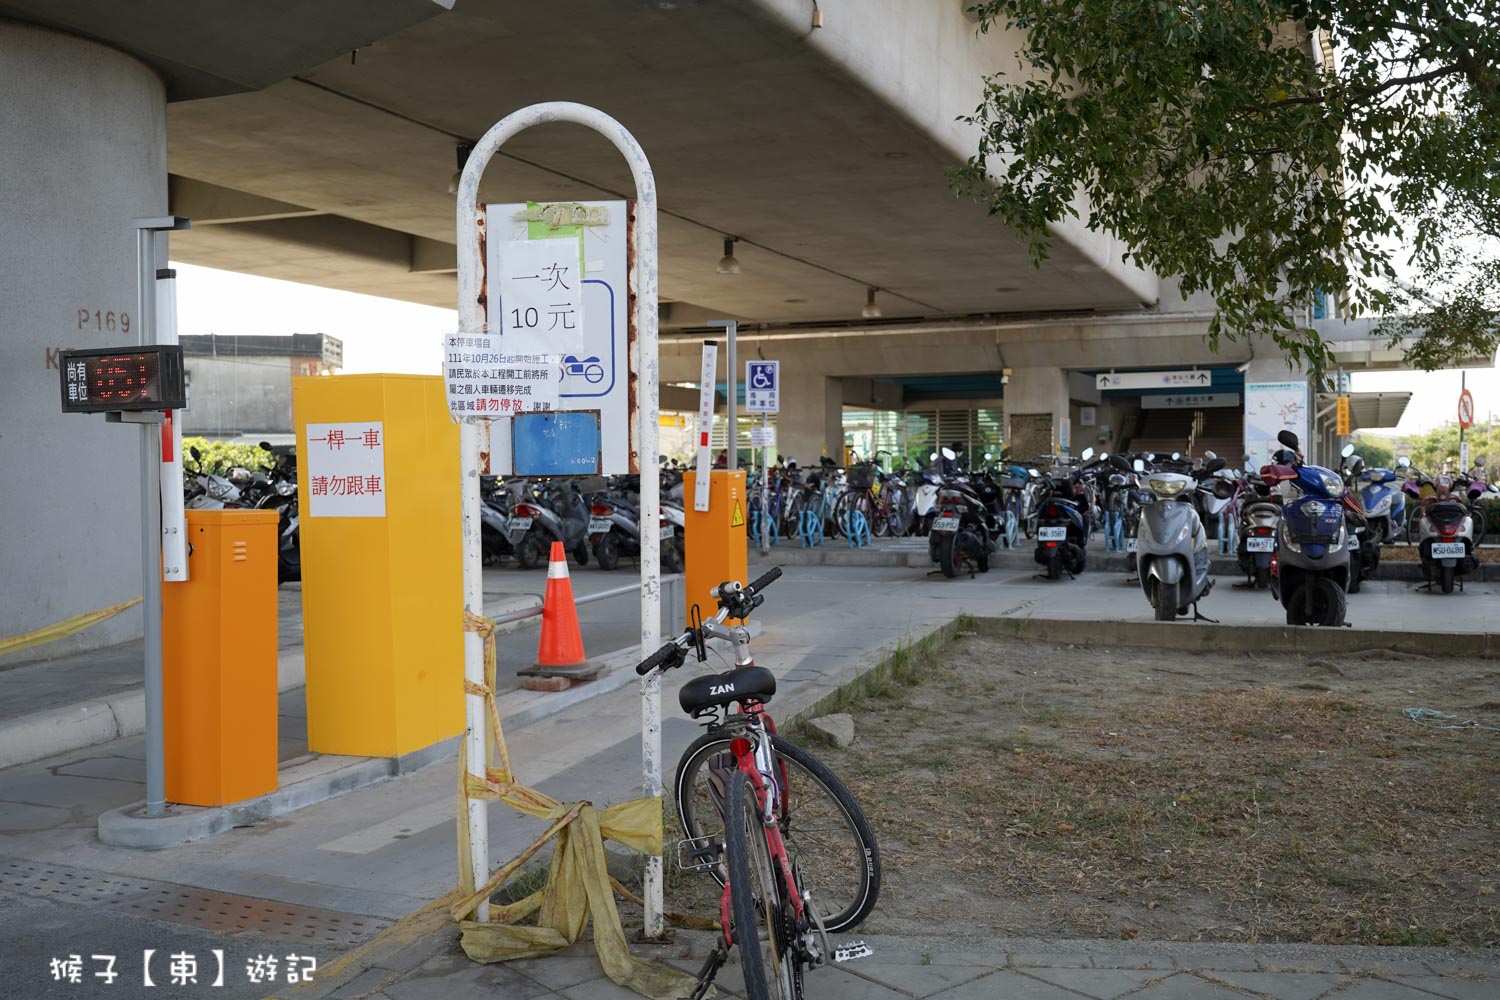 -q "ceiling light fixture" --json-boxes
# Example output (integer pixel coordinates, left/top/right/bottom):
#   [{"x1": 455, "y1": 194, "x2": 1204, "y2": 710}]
[
  {"x1": 861, "y1": 287, "x2": 882, "y2": 319},
  {"x1": 716, "y1": 237, "x2": 742, "y2": 275},
  {"x1": 448, "y1": 142, "x2": 475, "y2": 195}
]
